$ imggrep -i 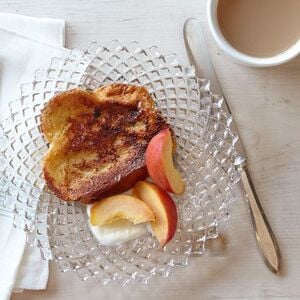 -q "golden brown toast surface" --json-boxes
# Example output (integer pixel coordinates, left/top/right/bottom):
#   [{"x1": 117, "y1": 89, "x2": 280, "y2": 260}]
[{"x1": 41, "y1": 84, "x2": 170, "y2": 203}]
